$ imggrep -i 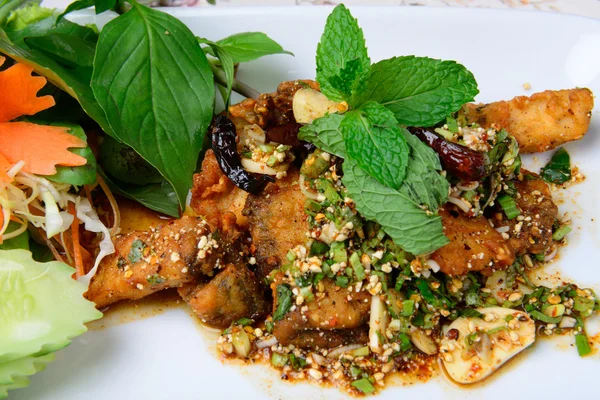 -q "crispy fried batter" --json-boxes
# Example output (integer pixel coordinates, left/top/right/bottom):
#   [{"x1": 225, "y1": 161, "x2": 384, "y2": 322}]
[
  {"x1": 243, "y1": 168, "x2": 309, "y2": 280},
  {"x1": 178, "y1": 264, "x2": 269, "y2": 329},
  {"x1": 461, "y1": 88, "x2": 594, "y2": 153},
  {"x1": 493, "y1": 175, "x2": 558, "y2": 255},
  {"x1": 228, "y1": 80, "x2": 320, "y2": 127},
  {"x1": 431, "y1": 208, "x2": 515, "y2": 277},
  {"x1": 190, "y1": 149, "x2": 249, "y2": 232},
  {"x1": 86, "y1": 216, "x2": 220, "y2": 309},
  {"x1": 272, "y1": 277, "x2": 370, "y2": 349}
]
